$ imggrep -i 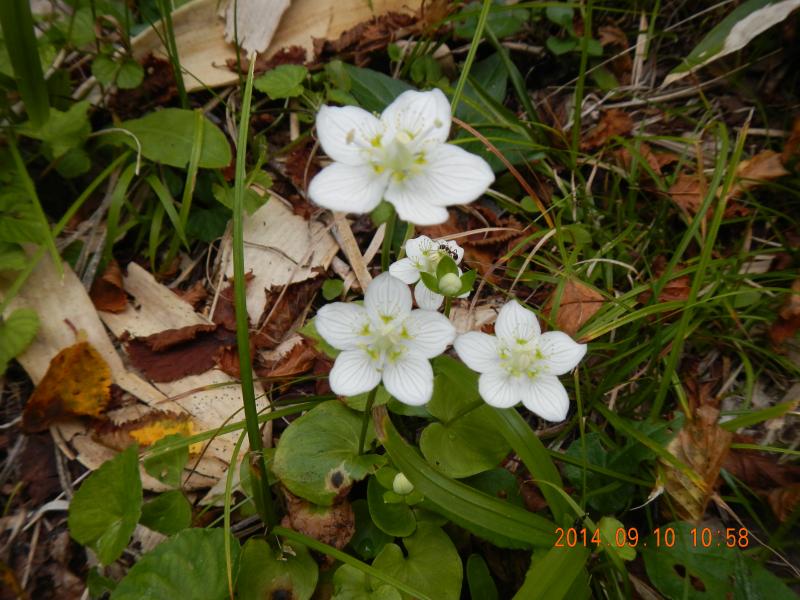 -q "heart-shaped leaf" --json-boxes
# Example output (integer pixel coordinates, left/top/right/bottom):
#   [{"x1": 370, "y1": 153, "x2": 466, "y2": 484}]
[{"x1": 237, "y1": 537, "x2": 318, "y2": 600}]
